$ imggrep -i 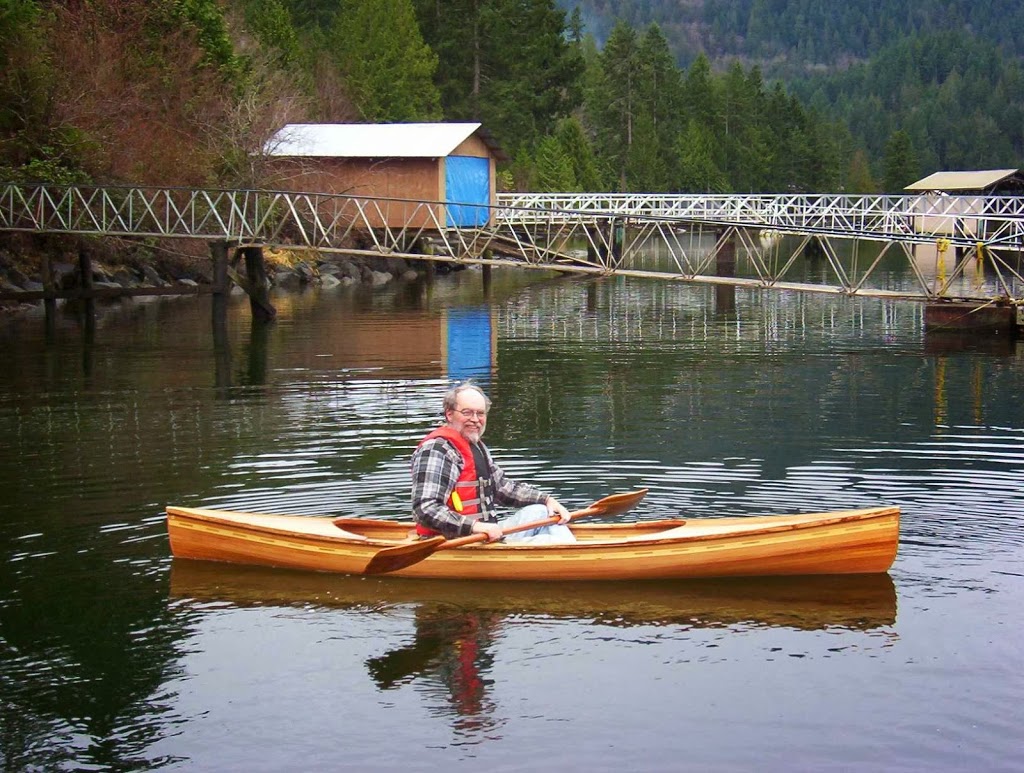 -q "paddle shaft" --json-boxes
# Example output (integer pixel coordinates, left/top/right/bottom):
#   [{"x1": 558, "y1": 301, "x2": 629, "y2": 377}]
[{"x1": 438, "y1": 504, "x2": 601, "y2": 551}]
